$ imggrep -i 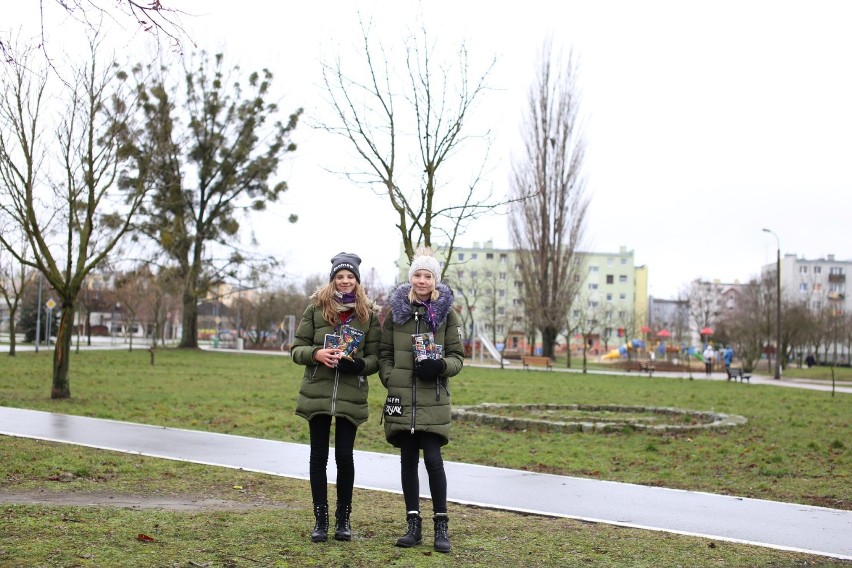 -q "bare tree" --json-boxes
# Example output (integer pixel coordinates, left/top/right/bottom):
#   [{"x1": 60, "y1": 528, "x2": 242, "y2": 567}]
[
  {"x1": 2, "y1": 1, "x2": 191, "y2": 64},
  {"x1": 509, "y1": 41, "x2": 589, "y2": 359},
  {"x1": 0, "y1": 236, "x2": 35, "y2": 356},
  {"x1": 320, "y1": 18, "x2": 503, "y2": 270},
  {"x1": 0, "y1": 40, "x2": 144, "y2": 398},
  {"x1": 567, "y1": 292, "x2": 603, "y2": 374},
  {"x1": 718, "y1": 277, "x2": 770, "y2": 373}
]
